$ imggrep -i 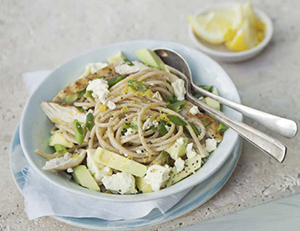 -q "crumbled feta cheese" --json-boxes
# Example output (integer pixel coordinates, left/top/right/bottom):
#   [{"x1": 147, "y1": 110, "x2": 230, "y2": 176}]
[
  {"x1": 152, "y1": 119, "x2": 159, "y2": 128},
  {"x1": 205, "y1": 138, "x2": 217, "y2": 153},
  {"x1": 86, "y1": 79, "x2": 110, "y2": 105},
  {"x1": 89, "y1": 62, "x2": 108, "y2": 74},
  {"x1": 66, "y1": 168, "x2": 73, "y2": 173},
  {"x1": 153, "y1": 91, "x2": 163, "y2": 101},
  {"x1": 189, "y1": 106, "x2": 200, "y2": 115},
  {"x1": 86, "y1": 149, "x2": 112, "y2": 184},
  {"x1": 144, "y1": 165, "x2": 171, "y2": 192},
  {"x1": 186, "y1": 143, "x2": 197, "y2": 159},
  {"x1": 115, "y1": 61, "x2": 147, "y2": 75},
  {"x1": 124, "y1": 128, "x2": 135, "y2": 136},
  {"x1": 171, "y1": 79, "x2": 186, "y2": 101},
  {"x1": 174, "y1": 158, "x2": 185, "y2": 173},
  {"x1": 107, "y1": 100, "x2": 116, "y2": 110},
  {"x1": 102, "y1": 172, "x2": 137, "y2": 194},
  {"x1": 176, "y1": 137, "x2": 184, "y2": 145},
  {"x1": 142, "y1": 118, "x2": 158, "y2": 130}
]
